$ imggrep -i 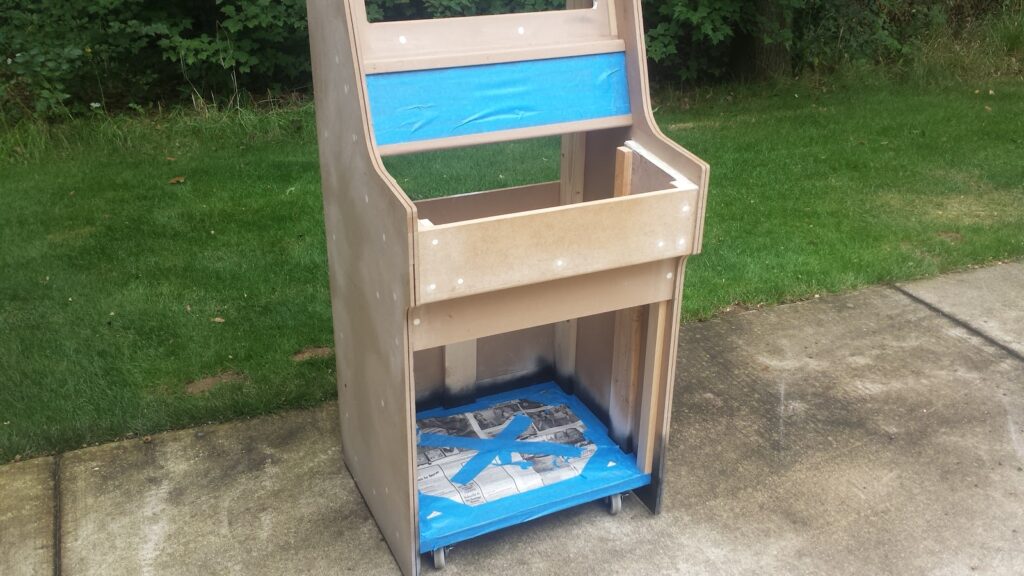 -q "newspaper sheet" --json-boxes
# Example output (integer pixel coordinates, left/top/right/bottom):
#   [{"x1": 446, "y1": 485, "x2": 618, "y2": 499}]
[{"x1": 416, "y1": 399, "x2": 596, "y2": 507}]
